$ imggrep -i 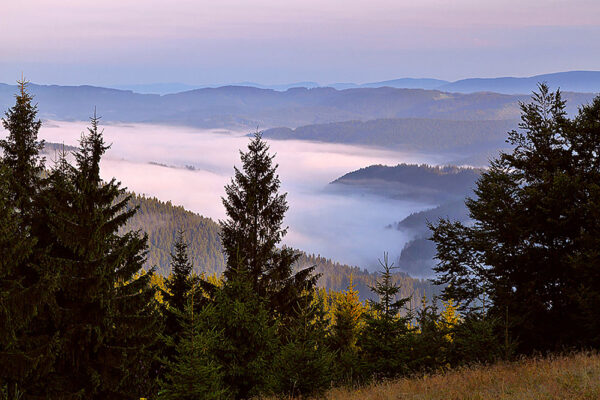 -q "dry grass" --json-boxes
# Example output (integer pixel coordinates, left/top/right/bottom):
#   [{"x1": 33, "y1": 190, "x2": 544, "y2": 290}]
[{"x1": 271, "y1": 352, "x2": 600, "y2": 400}]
